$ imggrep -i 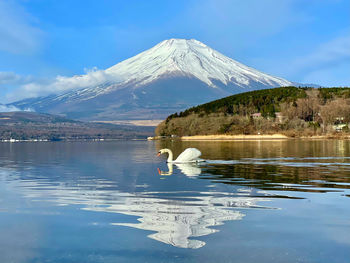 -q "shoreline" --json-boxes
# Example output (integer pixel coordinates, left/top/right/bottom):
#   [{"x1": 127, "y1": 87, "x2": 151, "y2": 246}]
[
  {"x1": 148, "y1": 134, "x2": 350, "y2": 141},
  {"x1": 180, "y1": 134, "x2": 289, "y2": 141}
]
